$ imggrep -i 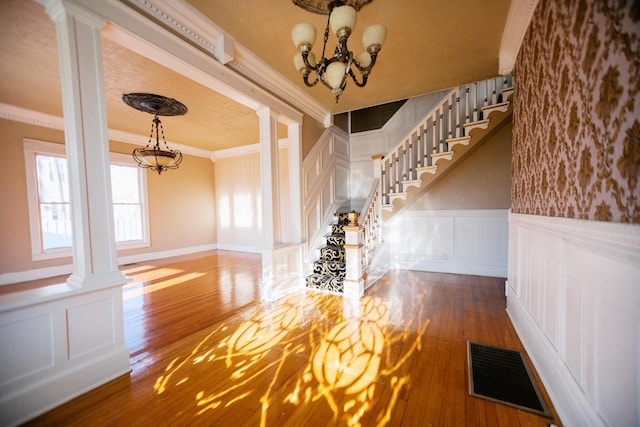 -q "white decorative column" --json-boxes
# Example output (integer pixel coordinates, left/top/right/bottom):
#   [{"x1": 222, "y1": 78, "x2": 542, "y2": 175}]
[
  {"x1": 0, "y1": 2, "x2": 130, "y2": 425},
  {"x1": 258, "y1": 107, "x2": 281, "y2": 300},
  {"x1": 46, "y1": 0, "x2": 126, "y2": 289},
  {"x1": 287, "y1": 122, "x2": 303, "y2": 243}
]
